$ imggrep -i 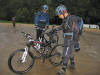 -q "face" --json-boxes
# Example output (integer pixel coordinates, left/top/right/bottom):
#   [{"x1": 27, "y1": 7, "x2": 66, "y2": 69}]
[
  {"x1": 64, "y1": 13, "x2": 69, "y2": 17},
  {"x1": 43, "y1": 10, "x2": 47, "y2": 13},
  {"x1": 58, "y1": 14, "x2": 64, "y2": 19},
  {"x1": 58, "y1": 12, "x2": 69, "y2": 19}
]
